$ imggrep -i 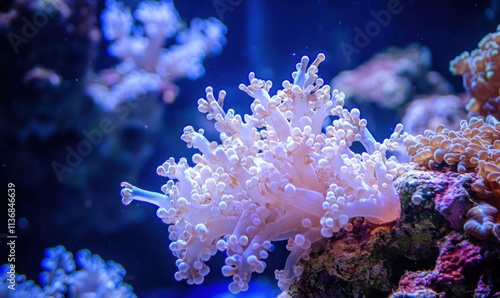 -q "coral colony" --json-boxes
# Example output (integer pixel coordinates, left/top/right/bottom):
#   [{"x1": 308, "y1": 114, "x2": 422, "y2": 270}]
[
  {"x1": 87, "y1": 0, "x2": 226, "y2": 110},
  {"x1": 121, "y1": 53, "x2": 406, "y2": 293}
]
